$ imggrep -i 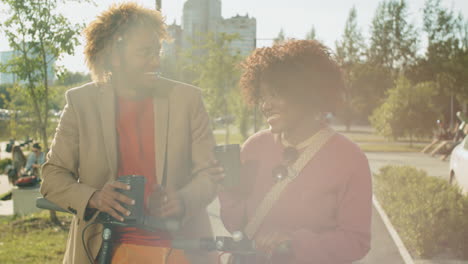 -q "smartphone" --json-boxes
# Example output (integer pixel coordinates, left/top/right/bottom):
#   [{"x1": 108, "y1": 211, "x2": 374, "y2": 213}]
[
  {"x1": 213, "y1": 144, "x2": 241, "y2": 188},
  {"x1": 116, "y1": 175, "x2": 146, "y2": 224}
]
